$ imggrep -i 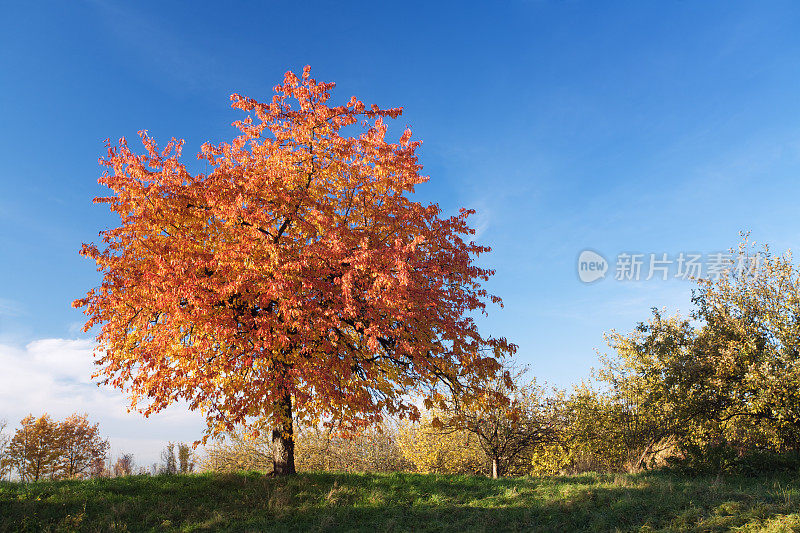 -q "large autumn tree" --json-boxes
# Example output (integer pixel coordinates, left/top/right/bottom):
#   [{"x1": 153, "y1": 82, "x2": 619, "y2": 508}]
[{"x1": 75, "y1": 67, "x2": 514, "y2": 475}]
